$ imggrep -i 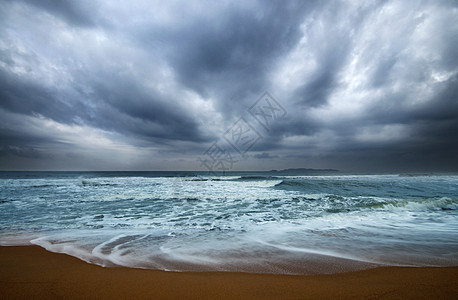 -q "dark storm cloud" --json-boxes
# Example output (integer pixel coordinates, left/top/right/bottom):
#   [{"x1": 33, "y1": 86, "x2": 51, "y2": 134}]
[
  {"x1": 0, "y1": 145, "x2": 44, "y2": 158},
  {"x1": 292, "y1": 34, "x2": 351, "y2": 107},
  {"x1": 152, "y1": 1, "x2": 314, "y2": 117},
  {"x1": 0, "y1": 66, "x2": 210, "y2": 145},
  {"x1": 0, "y1": 0, "x2": 457, "y2": 171},
  {"x1": 0, "y1": 122, "x2": 57, "y2": 144},
  {"x1": 253, "y1": 152, "x2": 279, "y2": 160},
  {"x1": 83, "y1": 73, "x2": 211, "y2": 143},
  {"x1": 13, "y1": 0, "x2": 95, "y2": 27},
  {"x1": 0, "y1": 69, "x2": 87, "y2": 124}
]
